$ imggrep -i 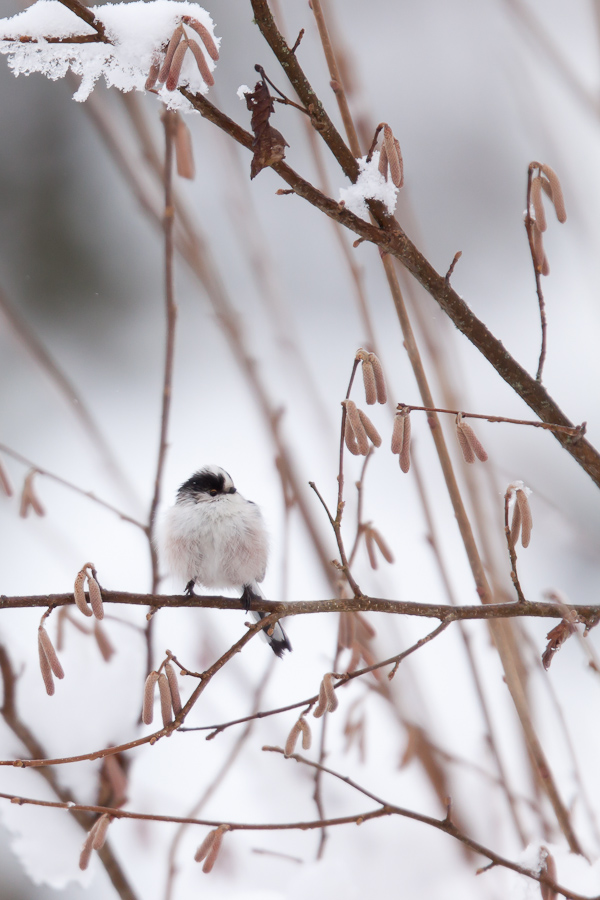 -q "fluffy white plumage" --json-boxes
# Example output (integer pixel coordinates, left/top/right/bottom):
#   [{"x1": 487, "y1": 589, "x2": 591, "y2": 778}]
[{"x1": 162, "y1": 465, "x2": 291, "y2": 657}]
